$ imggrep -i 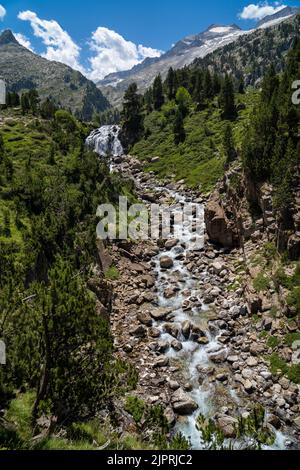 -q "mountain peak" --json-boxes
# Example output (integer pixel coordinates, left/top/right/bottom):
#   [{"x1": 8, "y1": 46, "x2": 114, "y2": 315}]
[
  {"x1": 0, "y1": 30, "x2": 19, "y2": 46},
  {"x1": 205, "y1": 24, "x2": 242, "y2": 34}
]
